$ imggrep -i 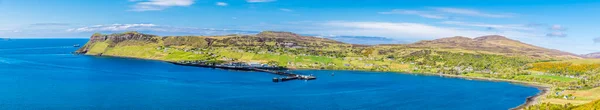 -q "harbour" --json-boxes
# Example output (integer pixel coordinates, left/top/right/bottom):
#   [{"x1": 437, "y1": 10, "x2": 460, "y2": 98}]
[{"x1": 170, "y1": 61, "x2": 316, "y2": 82}]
